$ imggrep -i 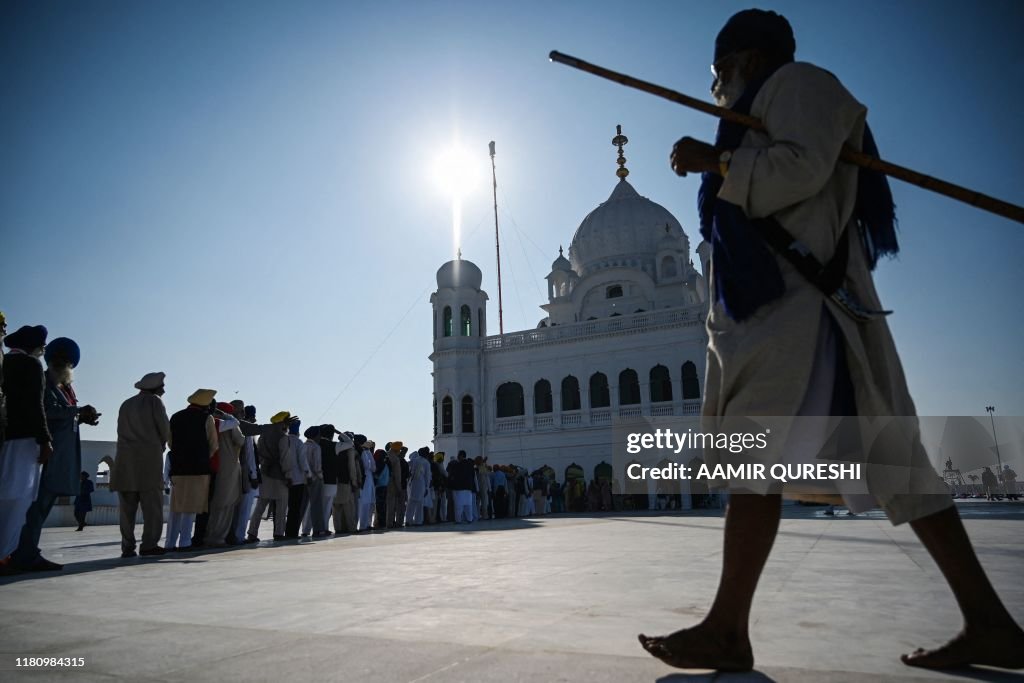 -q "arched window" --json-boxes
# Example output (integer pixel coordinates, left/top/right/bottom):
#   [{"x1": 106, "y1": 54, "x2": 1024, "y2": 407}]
[
  {"x1": 650, "y1": 365, "x2": 672, "y2": 402},
  {"x1": 589, "y1": 372, "x2": 610, "y2": 408},
  {"x1": 443, "y1": 306, "x2": 453, "y2": 337},
  {"x1": 496, "y1": 382, "x2": 524, "y2": 418},
  {"x1": 534, "y1": 379, "x2": 553, "y2": 414},
  {"x1": 478, "y1": 308, "x2": 484, "y2": 336},
  {"x1": 682, "y1": 361, "x2": 701, "y2": 399},
  {"x1": 561, "y1": 376, "x2": 581, "y2": 411},
  {"x1": 460, "y1": 305, "x2": 472, "y2": 336},
  {"x1": 441, "y1": 396, "x2": 453, "y2": 434},
  {"x1": 461, "y1": 395, "x2": 475, "y2": 433},
  {"x1": 606, "y1": 285, "x2": 623, "y2": 299},
  {"x1": 96, "y1": 455, "x2": 114, "y2": 486},
  {"x1": 619, "y1": 369, "x2": 641, "y2": 405},
  {"x1": 661, "y1": 256, "x2": 678, "y2": 279}
]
